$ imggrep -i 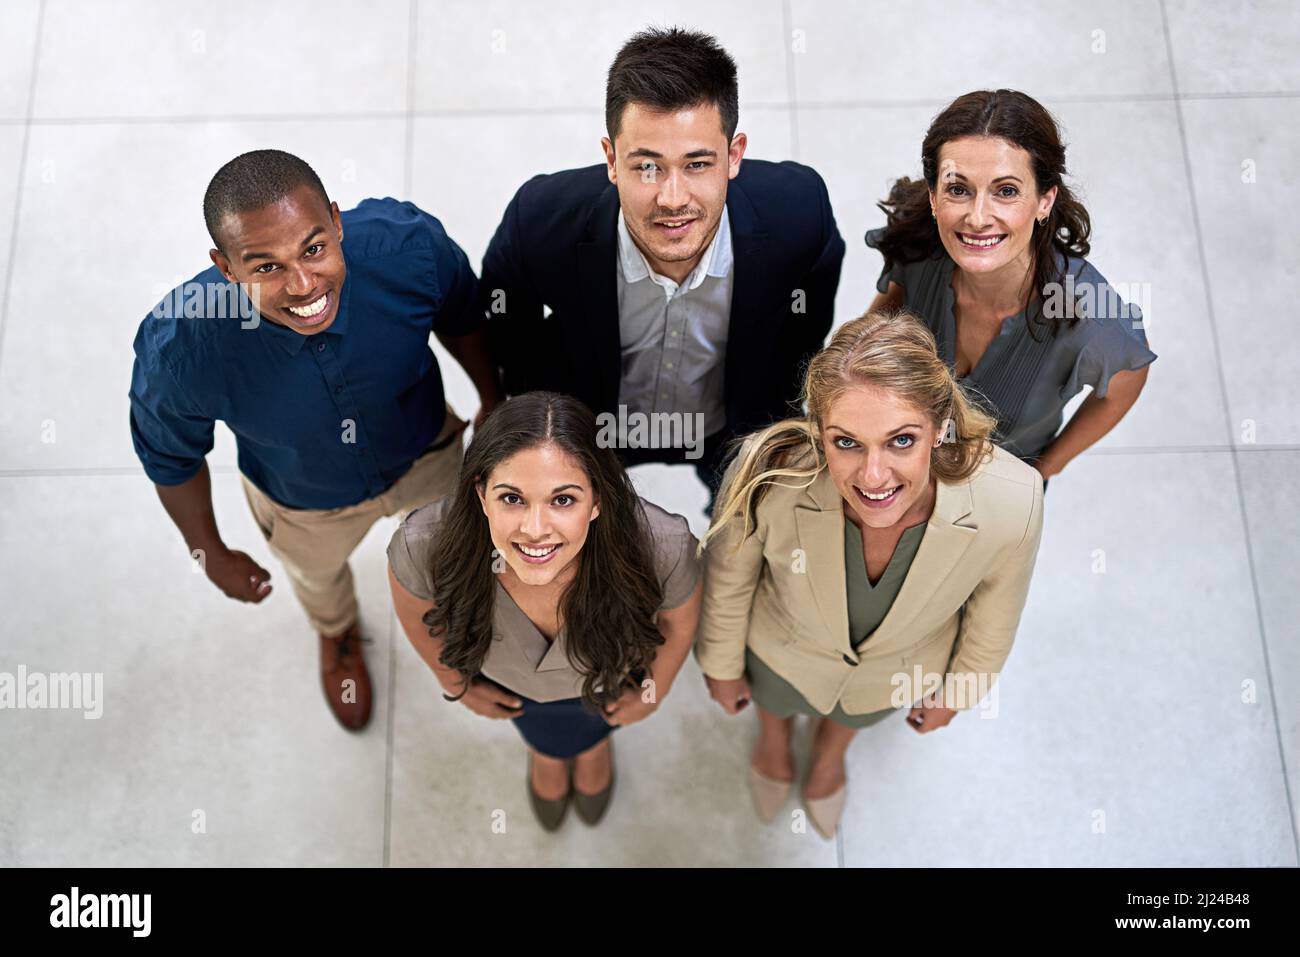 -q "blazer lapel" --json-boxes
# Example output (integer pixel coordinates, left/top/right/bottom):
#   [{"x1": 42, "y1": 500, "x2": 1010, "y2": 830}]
[
  {"x1": 723, "y1": 179, "x2": 782, "y2": 427},
  {"x1": 857, "y1": 477, "x2": 978, "y2": 653},
  {"x1": 795, "y1": 465, "x2": 980, "y2": 657},
  {"x1": 572, "y1": 186, "x2": 623, "y2": 412},
  {"x1": 793, "y1": 486, "x2": 850, "y2": 656}
]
